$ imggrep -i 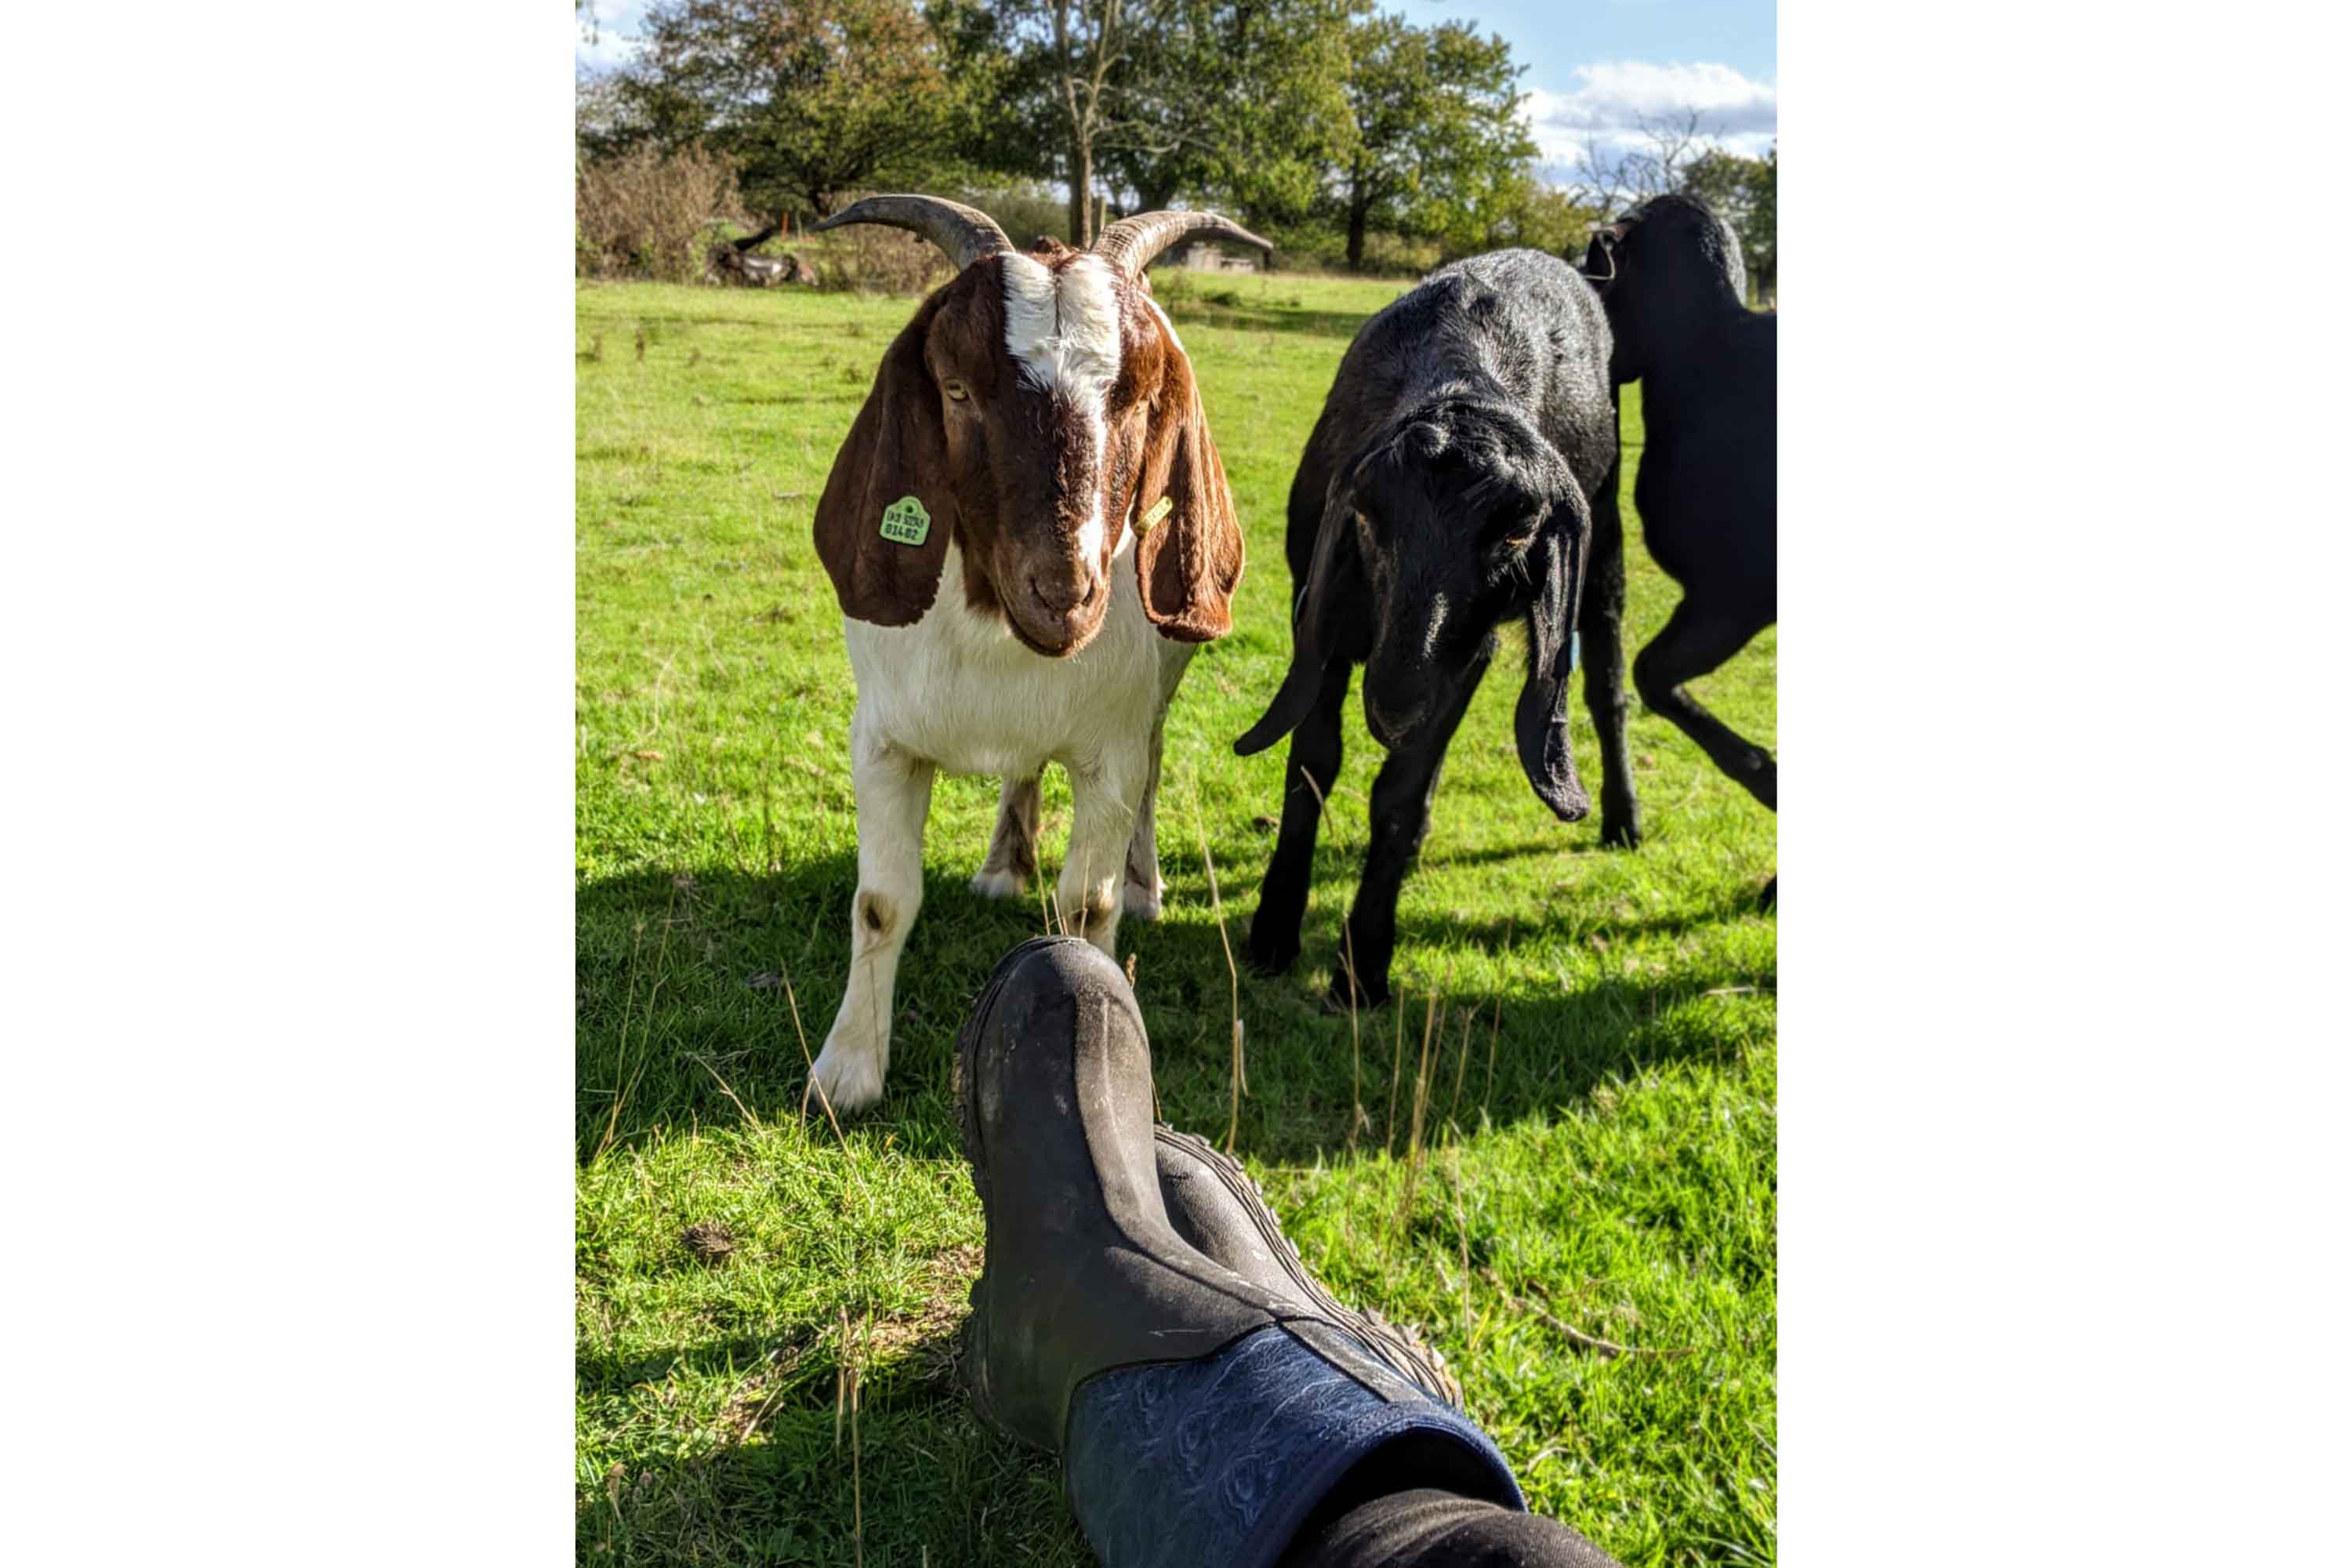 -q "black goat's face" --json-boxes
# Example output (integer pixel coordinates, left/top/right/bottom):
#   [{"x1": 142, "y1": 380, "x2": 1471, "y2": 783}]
[{"x1": 1237, "y1": 404, "x2": 1595, "y2": 822}]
